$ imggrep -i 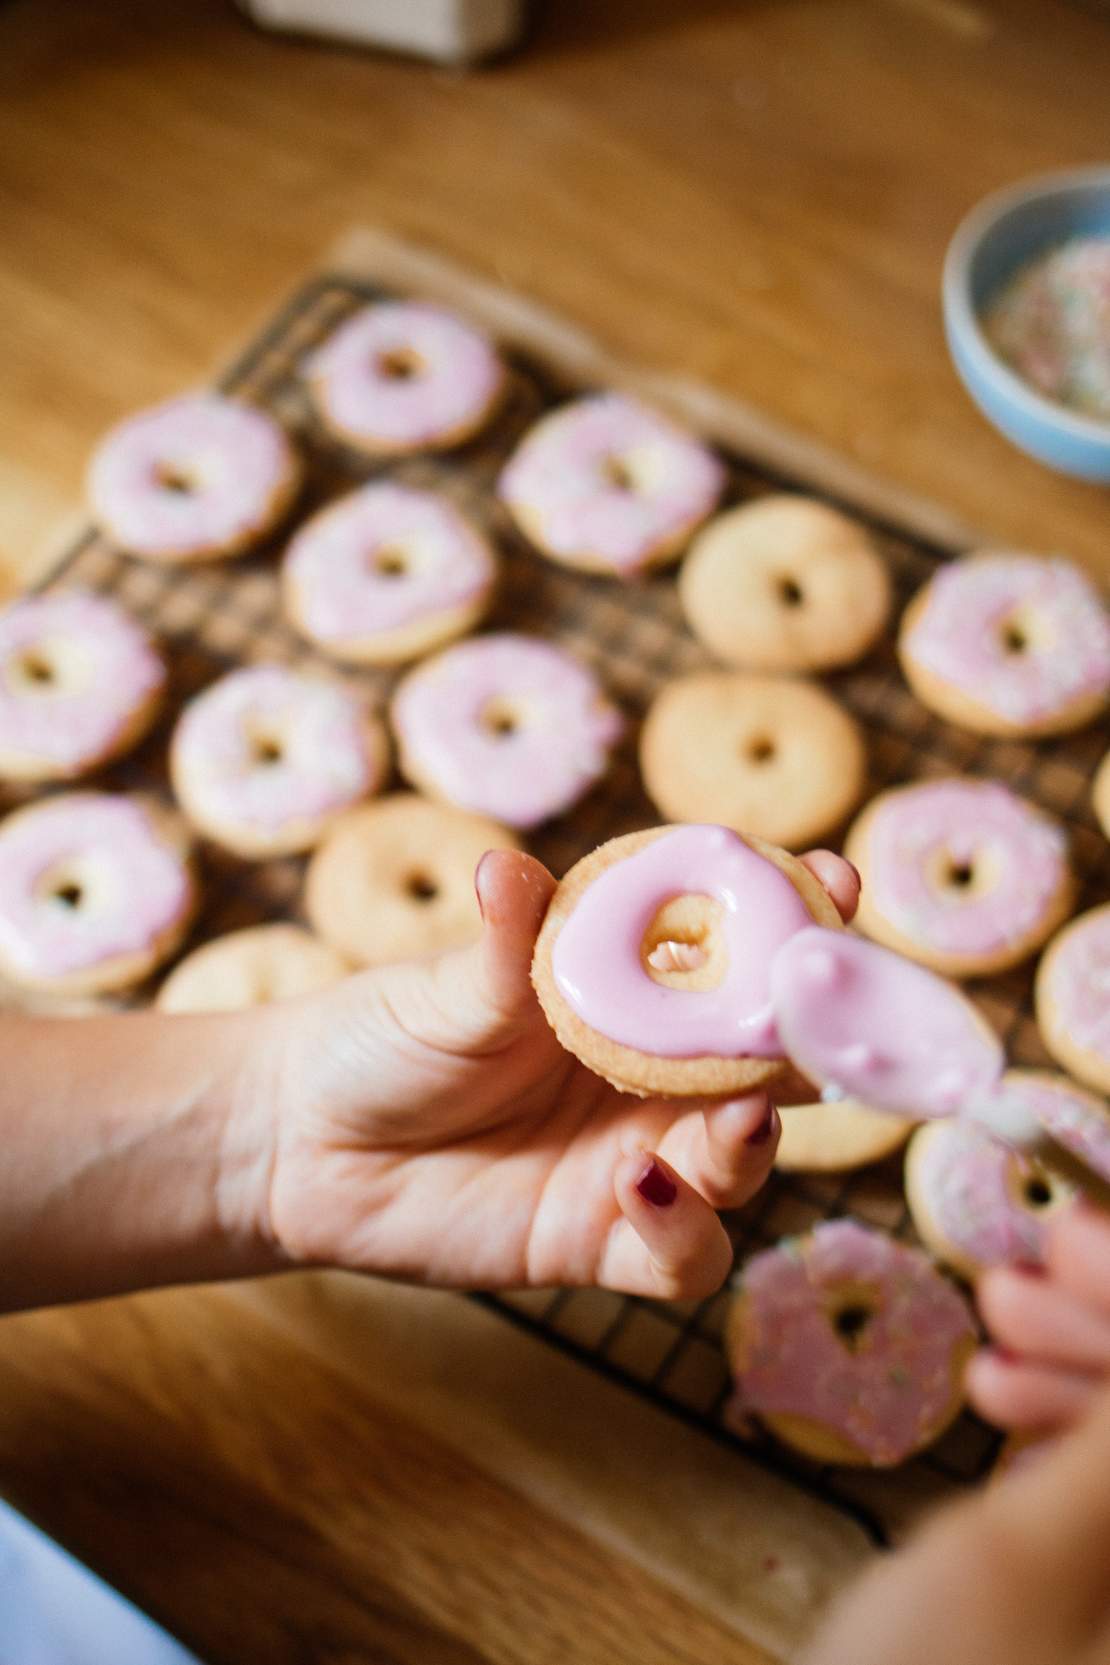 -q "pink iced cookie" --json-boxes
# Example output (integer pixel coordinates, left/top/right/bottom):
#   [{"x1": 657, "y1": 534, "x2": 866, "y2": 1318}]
[
  {"x1": 0, "y1": 589, "x2": 166, "y2": 782},
  {"x1": 170, "y1": 665, "x2": 388, "y2": 858},
  {"x1": 282, "y1": 481, "x2": 497, "y2": 666},
  {"x1": 905, "y1": 1118, "x2": 1078, "y2": 1282},
  {"x1": 1003, "y1": 1070, "x2": 1110, "y2": 1184},
  {"x1": 726, "y1": 1220, "x2": 976, "y2": 1467},
  {"x1": 771, "y1": 928, "x2": 1004, "y2": 1122},
  {"x1": 1036, "y1": 904, "x2": 1110, "y2": 1096},
  {"x1": 899, "y1": 552, "x2": 1110, "y2": 737},
  {"x1": 498, "y1": 394, "x2": 726, "y2": 576},
  {"x1": 391, "y1": 633, "x2": 622, "y2": 830},
  {"x1": 305, "y1": 302, "x2": 506, "y2": 456},
  {"x1": 87, "y1": 394, "x2": 300, "y2": 564},
  {"x1": 845, "y1": 778, "x2": 1074, "y2": 979},
  {"x1": 0, "y1": 793, "x2": 195, "y2": 996}
]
